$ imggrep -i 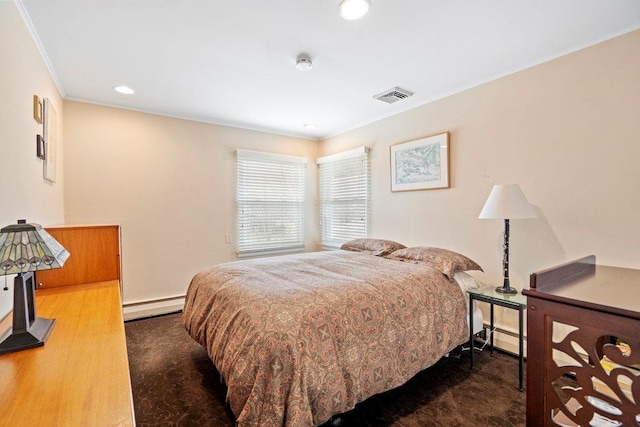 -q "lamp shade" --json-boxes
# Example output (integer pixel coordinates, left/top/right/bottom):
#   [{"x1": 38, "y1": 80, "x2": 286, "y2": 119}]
[
  {"x1": 478, "y1": 184, "x2": 536, "y2": 219},
  {"x1": 0, "y1": 220, "x2": 70, "y2": 275}
]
